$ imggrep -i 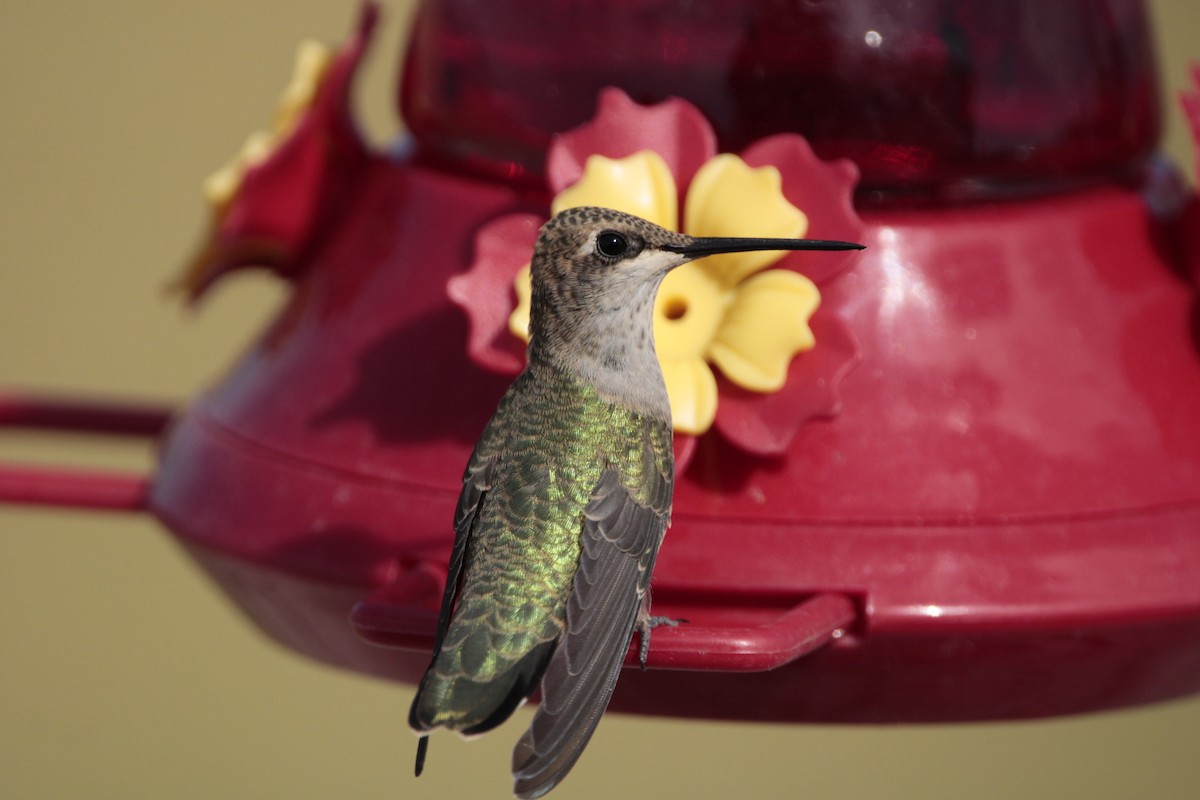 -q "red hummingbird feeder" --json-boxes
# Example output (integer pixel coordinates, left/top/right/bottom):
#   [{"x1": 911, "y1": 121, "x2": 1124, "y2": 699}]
[{"x1": 4, "y1": 0, "x2": 1200, "y2": 725}]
